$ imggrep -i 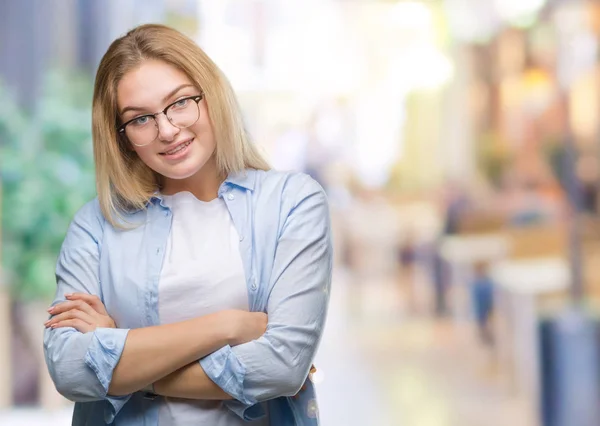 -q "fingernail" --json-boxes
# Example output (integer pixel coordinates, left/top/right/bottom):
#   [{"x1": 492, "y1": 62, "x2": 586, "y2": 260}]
[
  {"x1": 44, "y1": 321, "x2": 50, "y2": 327},
  {"x1": 47, "y1": 307, "x2": 54, "y2": 313},
  {"x1": 51, "y1": 324, "x2": 57, "y2": 329},
  {"x1": 65, "y1": 294, "x2": 73, "y2": 298}
]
